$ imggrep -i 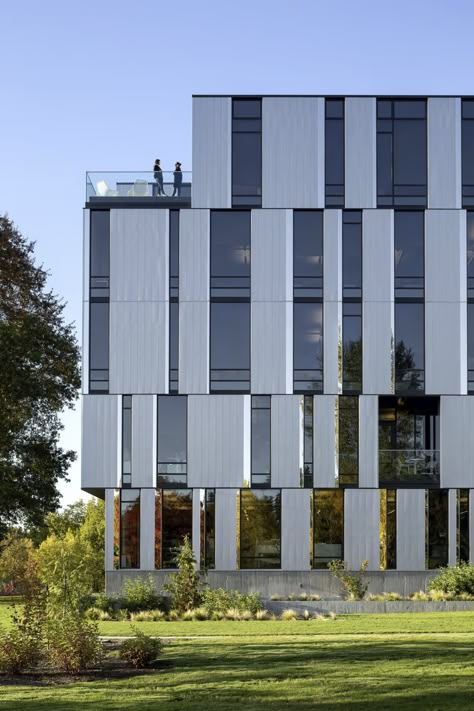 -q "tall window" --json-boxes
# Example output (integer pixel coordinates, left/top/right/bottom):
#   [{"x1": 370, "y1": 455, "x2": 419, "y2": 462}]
[
  {"x1": 157, "y1": 489, "x2": 192, "y2": 569},
  {"x1": 458, "y1": 489, "x2": 470, "y2": 564},
  {"x1": 200, "y1": 489, "x2": 215, "y2": 570},
  {"x1": 467, "y1": 213, "x2": 474, "y2": 392},
  {"x1": 312, "y1": 490, "x2": 343, "y2": 569},
  {"x1": 426, "y1": 489, "x2": 448, "y2": 569},
  {"x1": 395, "y1": 211, "x2": 425, "y2": 393},
  {"x1": 210, "y1": 211, "x2": 251, "y2": 393},
  {"x1": 122, "y1": 395, "x2": 132, "y2": 487},
  {"x1": 380, "y1": 489, "x2": 397, "y2": 570},
  {"x1": 338, "y1": 396, "x2": 358, "y2": 486},
  {"x1": 377, "y1": 99, "x2": 427, "y2": 207},
  {"x1": 120, "y1": 489, "x2": 140, "y2": 569},
  {"x1": 251, "y1": 396, "x2": 271, "y2": 487},
  {"x1": 232, "y1": 98, "x2": 262, "y2": 207},
  {"x1": 240, "y1": 490, "x2": 281, "y2": 569},
  {"x1": 303, "y1": 396, "x2": 313, "y2": 488},
  {"x1": 157, "y1": 396, "x2": 187, "y2": 486},
  {"x1": 169, "y1": 210, "x2": 179, "y2": 393},
  {"x1": 342, "y1": 211, "x2": 362, "y2": 392},
  {"x1": 325, "y1": 99, "x2": 345, "y2": 207},
  {"x1": 293, "y1": 211, "x2": 323, "y2": 299},
  {"x1": 89, "y1": 210, "x2": 110, "y2": 393},
  {"x1": 293, "y1": 303, "x2": 323, "y2": 393},
  {"x1": 462, "y1": 100, "x2": 474, "y2": 207}
]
